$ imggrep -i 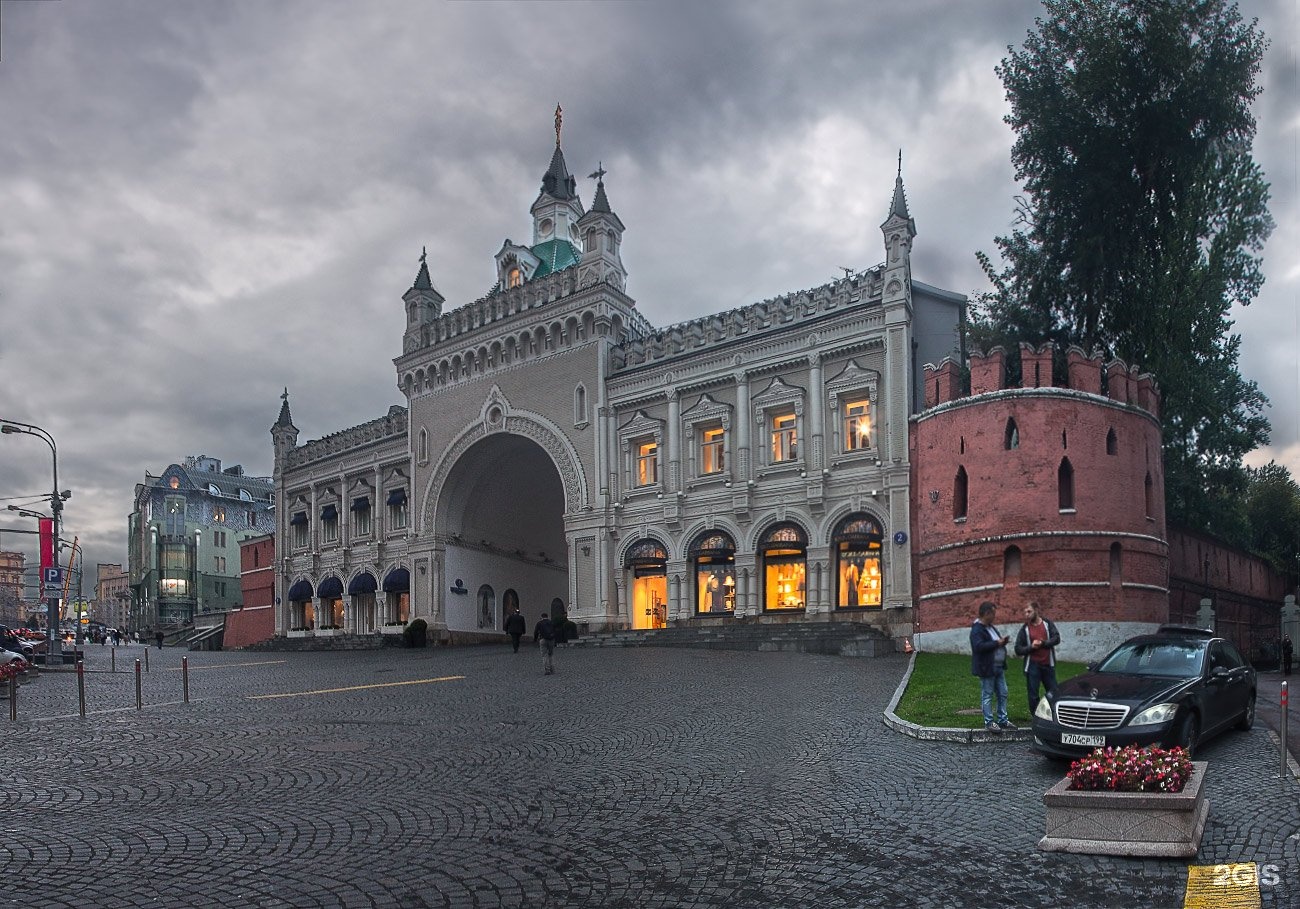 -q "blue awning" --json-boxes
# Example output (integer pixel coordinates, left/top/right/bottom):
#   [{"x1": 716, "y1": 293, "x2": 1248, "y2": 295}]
[
  {"x1": 386, "y1": 489, "x2": 407, "y2": 506},
  {"x1": 351, "y1": 496, "x2": 370, "y2": 511},
  {"x1": 317, "y1": 577, "x2": 343, "y2": 599},
  {"x1": 348, "y1": 573, "x2": 378, "y2": 595},
  {"x1": 321, "y1": 504, "x2": 338, "y2": 520},
  {"x1": 288, "y1": 580, "x2": 313, "y2": 601},
  {"x1": 383, "y1": 568, "x2": 410, "y2": 592},
  {"x1": 289, "y1": 512, "x2": 308, "y2": 526}
]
